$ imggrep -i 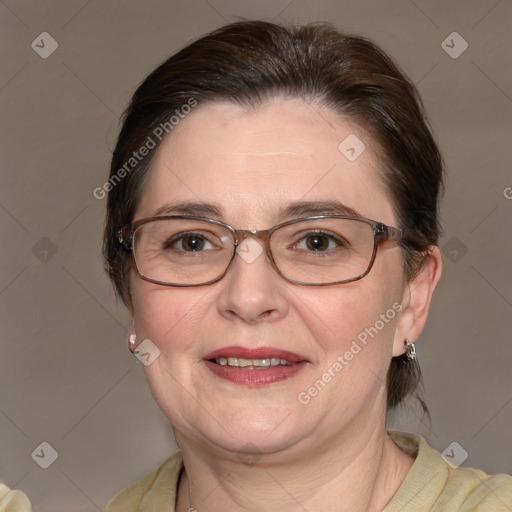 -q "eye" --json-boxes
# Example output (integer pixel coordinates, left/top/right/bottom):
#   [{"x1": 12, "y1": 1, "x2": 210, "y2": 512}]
[
  {"x1": 295, "y1": 232, "x2": 346, "y2": 252},
  {"x1": 164, "y1": 232, "x2": 216, "y2": 252}
]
